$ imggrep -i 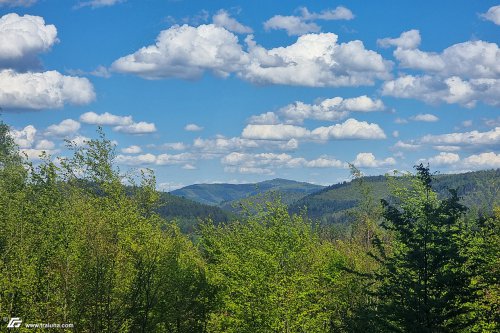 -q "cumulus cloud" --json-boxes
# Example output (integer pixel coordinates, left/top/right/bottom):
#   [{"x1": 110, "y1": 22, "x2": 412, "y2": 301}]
[
  {"x1": 0, "y1": 13, "x2": 57, "y2": 69},
  {"x1": 10, "y1": 124, "x2": 36, "y2": 148},
  {"x1": 80, "y1": 111, "x2": 132, "y2": 126},
  {"x1": 248, "y1": 111, "x2": 280, "y2": 125},
  {"x1": 299, "y1": 6, "x2": 354, "y2": 21},
  {"x1": 264, "y1": 6, "x2": 354, "y2": 36},
  {"x1": 44, "y1": 119, "x2": 81, "y2": 137},
  {"x1": 193, "y1": 136, "x2": 258, "y2": 154},
  {"x1": 277, "y1": 95, "x2": 384, "y2": 124},
  {"x1": 243, "y1": 33, "x2": 392, "y2": 87},
  {"x1": 310, "y1": 118, "x2": 386, "y2": 140},
  {"x1": 393, "y1": 140, "x2": 421, "y2": 150},
  {"x1": 352, "y1": 152, "x2": 396, "y2": 168},
  {"x1": 76, "y1": 0, "x2": 124, "y2": 9},
  {"x1": 420, "y1": 152, "x2": 500, "y2": 170},
  {"x1": 263, "y1": 16, "x2": 320, "y2": 36},
  {"x1": 157, "y1": 142, "x2": 187, "y2": 151},
  {"x1": 410, "y1": 113, "x2": 439, "y2": 122},
  {"x1": 112, "y1": 24, "x2": 247, "y2": 80},
  {"x1": 420, "y1": 127, "x2": 500, "y2": 147},
  {"x1": 379, "y1": 31, "x2": 500, "y2": 107},
  {"x1": 212, "y1": 9, "x2": 252, "y2": 34},
  {"x1": 113, "y1": 121, "x2": 156, "y2": 134},
  {"x1": 377, "y1": 29, "x2": 421, "y2": 49},
  {"x1": 462, "y1": 152, "x2": 500, "y2": 169},
  {"x1": 121, "y1": 145, "x2": 142, "y2": 154},
  {"x1": 242, "y1": 118, "x2": 386, "y2": 141},
  {"x1": 382, "y1": 75, "x2": 500, "y2": 107},
  {"x1": 221, "y1": 151, "x2": 346, "y2": 174},
  {"x1": 0, "y1": 69, "x2": 95, "y2": 110},
  {"x1": 185, "y1": 123, "x2": 203, "y2": 131},
  {"x1": 480, "y1": 5, "x2": 500, "y2": 25},
  {"x1": 112, "y1": 24, "x2": 391, "y2": 87},
  {"x1": 426, "y1": 152, "x2": 460, "y2": 166},
  {"x1": 0, "y1": 1, "x2": 37, "y2": 7},
  {"x1": 116, "y1": 152, "x2": 194, "y2": 166},
  {"x1": 242, "y1": 124, "x2": 310, "y2": 140}
]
